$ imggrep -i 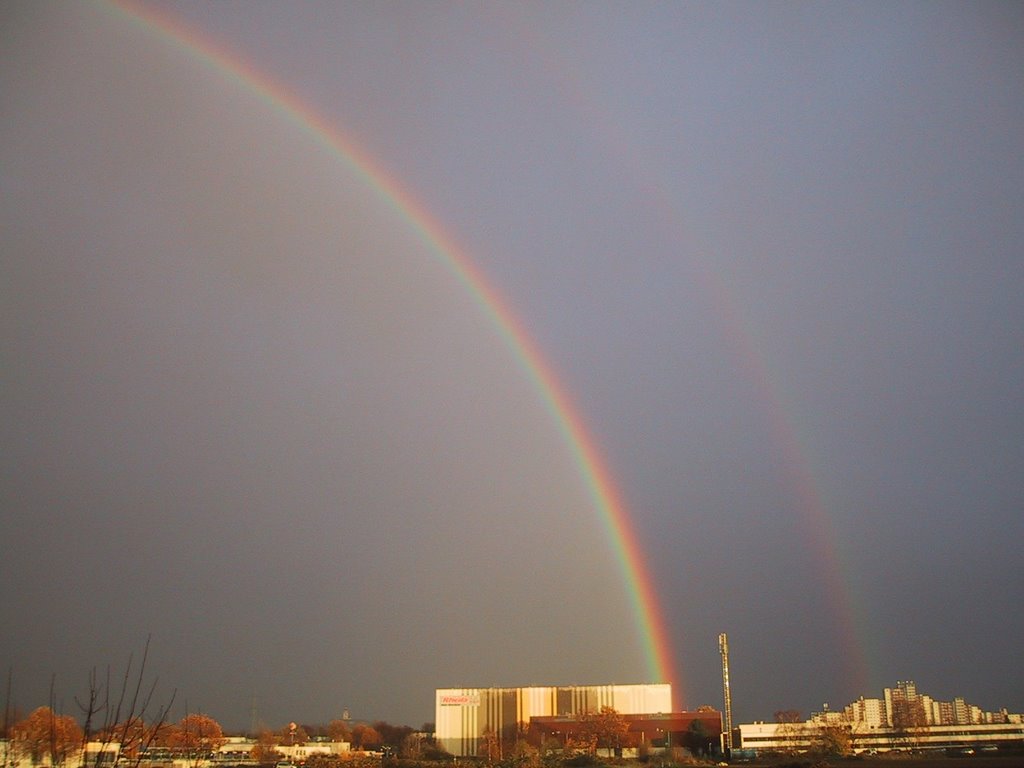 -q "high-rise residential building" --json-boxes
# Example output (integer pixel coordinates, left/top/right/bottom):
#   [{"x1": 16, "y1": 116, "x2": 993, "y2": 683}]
[
  {"x1": 824, "y1": 682, "x2": 1014, "y2": 731},
  {"x1": 883, "y1": 680, "x2": 928, "y2": 729},
  {"x1": 919, "y1": 695, "x2": 935, "y2": 725},
  {"x1": 739, "y1": 681, "x2": 1024, "y2": 756},
  {"x1": 938, "y1": 700, "x2": 955, "y2": 725},
  {"x1": 954, "y1": 697, "x2": 971, "y2": 725},
  {"x1": 843, "y1": 697, "x2": 886, "y2": 727},
  {"x1": 860, "y1": 697, "x2": 886, "y2": 727}
]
